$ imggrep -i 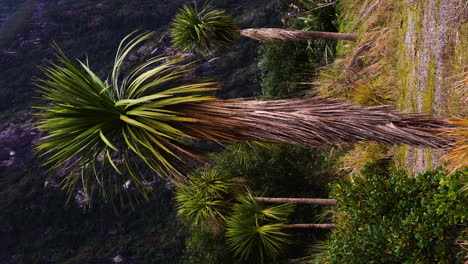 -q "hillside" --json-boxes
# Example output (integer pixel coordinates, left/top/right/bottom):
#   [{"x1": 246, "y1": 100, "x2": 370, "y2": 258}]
[
  {"x1": 0, "y1": 0, "x2": 466, "y2": 263},
  {"x1": 0, "y1": 1, "x2": 289, "y2": 263}
]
